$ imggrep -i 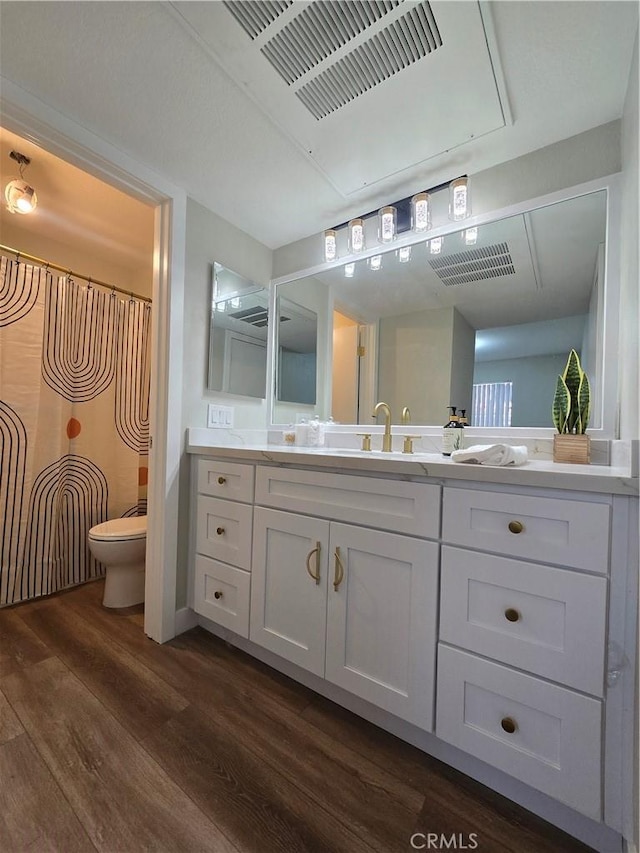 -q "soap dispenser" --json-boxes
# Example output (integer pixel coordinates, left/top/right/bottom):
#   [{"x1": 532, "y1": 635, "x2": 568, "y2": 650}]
[{"x1": 442, "y1": 407, "x2": 462, "y2": 456}]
